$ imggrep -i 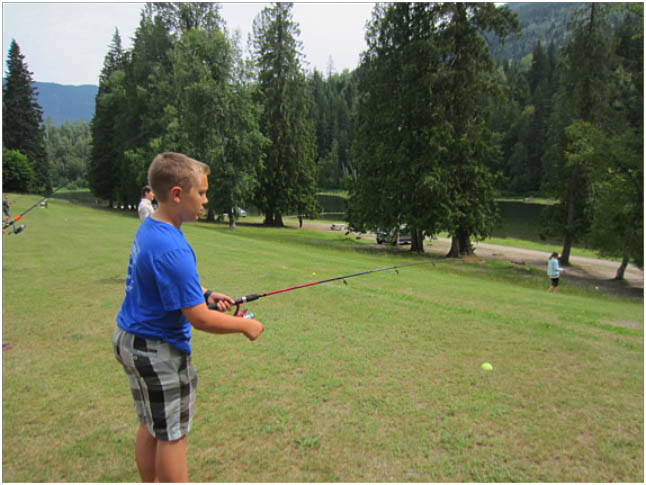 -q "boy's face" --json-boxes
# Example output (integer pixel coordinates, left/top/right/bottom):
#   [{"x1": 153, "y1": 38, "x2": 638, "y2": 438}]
[{"x1": 178, "y1": 173, "x2": 208, "y2": 222}]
